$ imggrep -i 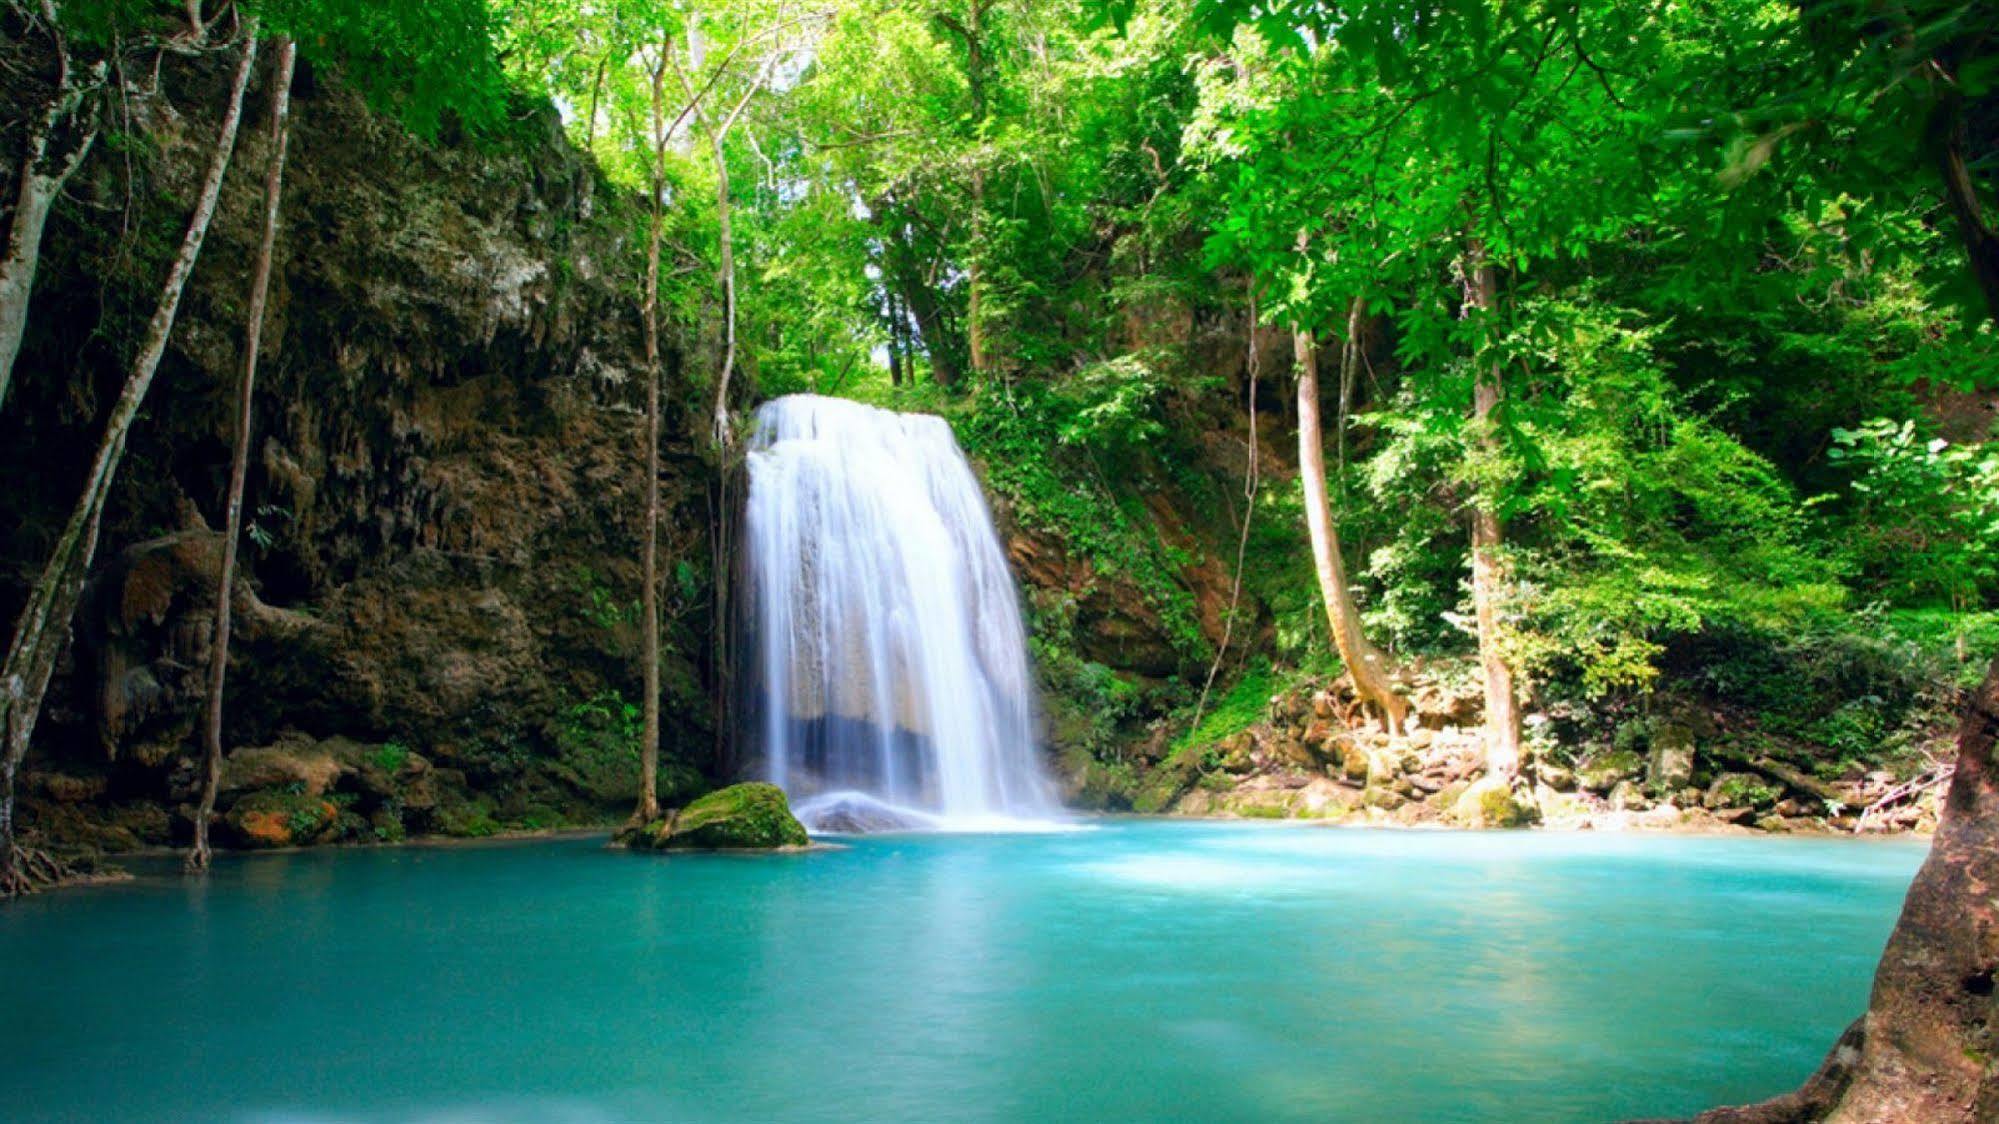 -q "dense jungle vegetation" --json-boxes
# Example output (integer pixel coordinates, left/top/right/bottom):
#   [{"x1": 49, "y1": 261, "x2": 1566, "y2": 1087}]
[
  {"x1": 475, "y1": 0, "x2": 1999, "y2": 809},
  {"x1": 2, "y1": 0, "x2": 1997, "y2": 893}
]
